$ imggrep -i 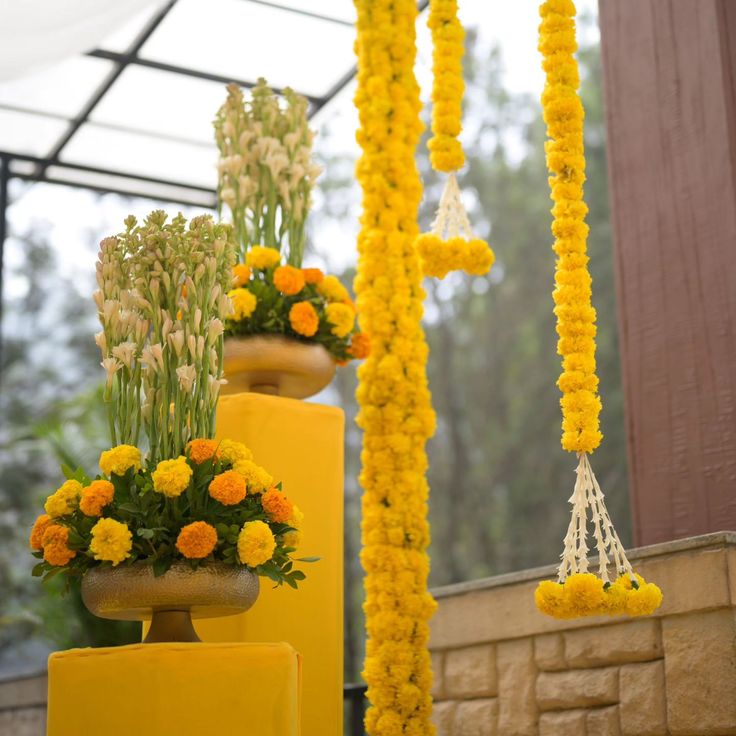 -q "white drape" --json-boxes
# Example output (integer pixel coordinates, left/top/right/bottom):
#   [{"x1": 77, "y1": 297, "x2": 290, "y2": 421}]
[{"x1": 0, "y1": 0, "x2": 169, "y2": 81}]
